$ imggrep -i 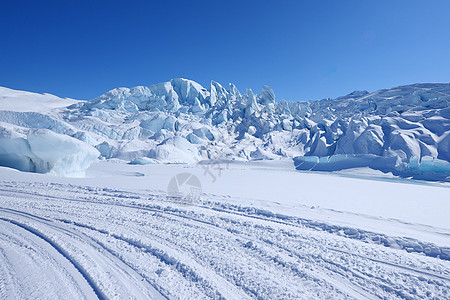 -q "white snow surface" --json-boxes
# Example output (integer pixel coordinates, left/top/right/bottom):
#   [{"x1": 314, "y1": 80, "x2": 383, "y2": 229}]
[
  {"x1": 0, "y1": 79, "x2": 449, "y2": 180},
  {"x1": 0, "y1": 86, "x2": 80, "y2": 112},
  {"x1": 0, "y1": 160, "x2": 449, "y2": 299}
]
